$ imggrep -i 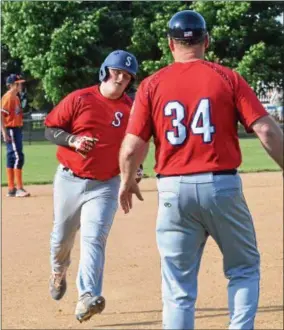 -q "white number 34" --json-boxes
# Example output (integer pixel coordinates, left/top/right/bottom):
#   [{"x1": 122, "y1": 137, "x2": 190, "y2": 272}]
[{"x1": 164, "y1": 99, "x2": 215, "y2": 145}]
